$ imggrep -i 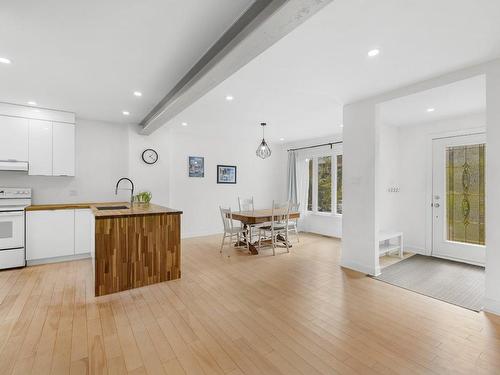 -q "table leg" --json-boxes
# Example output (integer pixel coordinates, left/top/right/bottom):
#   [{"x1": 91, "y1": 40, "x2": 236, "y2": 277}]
[{"x1": 234, "y1": 224, "x2": 259, "y2": 255}]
